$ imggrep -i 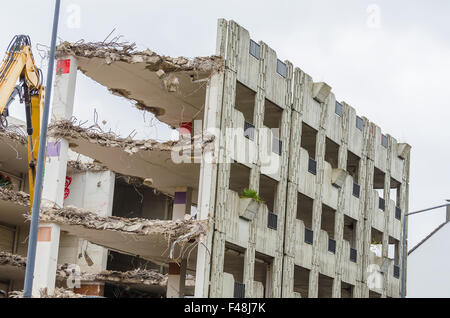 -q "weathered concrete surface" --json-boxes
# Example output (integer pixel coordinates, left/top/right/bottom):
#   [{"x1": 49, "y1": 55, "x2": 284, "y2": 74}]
[
  {"x1": 0, "y1": 187, "x2": 30, "y2": 225},
  {"x1": 9, "y1": 288, "x2": 84, "y2": 298},
  {"x1": 56, "y1": 41, "x2": 223, "y2": 128},
  {"x1": 1, "y1": 252, "x2": 196, "y2": 297},
  {"x1": 49, "y1": 120, "x2": 214, "y2": 203},
  {"x1": 0, "y1": 127, "x2": 28, "y2": 177},
  {"x1": 30, "y1": 205, "x2": 206, "y2": 266},
  {"x1": 0, "y1": 252, "x2": 26, "y2": 283}
]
